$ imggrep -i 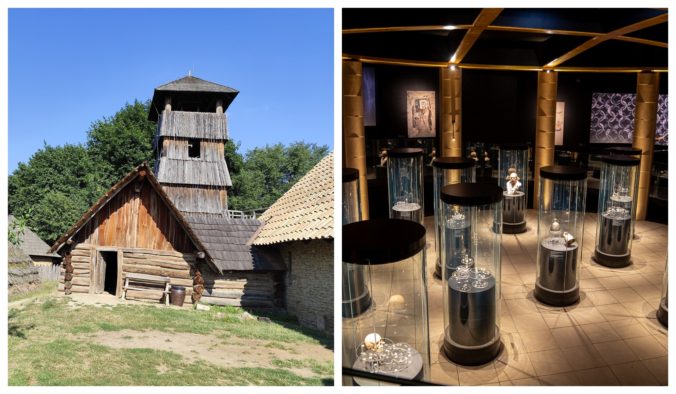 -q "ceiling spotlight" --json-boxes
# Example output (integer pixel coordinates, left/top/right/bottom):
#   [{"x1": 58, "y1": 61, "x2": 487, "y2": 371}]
[
  {"x1": 443, "y1": 25, "x2": 456, "y2": 30},
  {"x1": 449, "y1": 64, "x2": 457, "y2": 71}
]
